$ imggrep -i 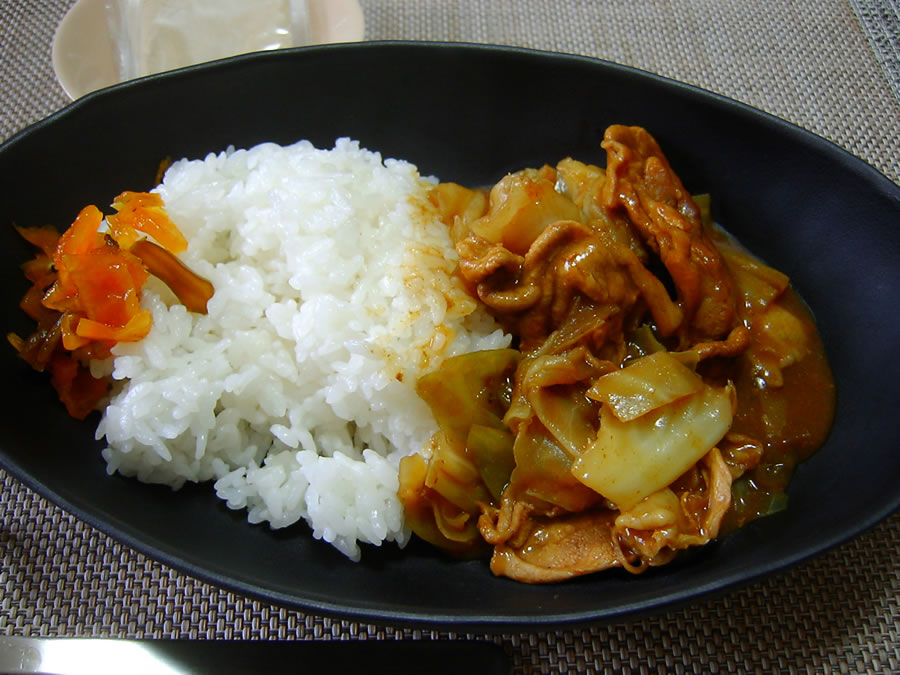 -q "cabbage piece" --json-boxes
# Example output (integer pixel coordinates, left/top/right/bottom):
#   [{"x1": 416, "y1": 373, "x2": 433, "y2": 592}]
[
  {"x1": 571, "y1": 383, "x2": 735, "y2": 510},
  {"x1": 427, "y1": 182, "x2": 489, "y2": 244},
  {"x1": 424, "y1": 430, "x2": 494, "y2": 513},
  {"x1": 708, "y1": 221, "x2": 790, "y2": 314},
  {"x1": 495, "y1": 346, "x2": 606, "y2": 513},
  {"x1": 466, "y1": 424, "x2": 516, "y2": 501},
  {"x1": 398, "y1": 349, "x2": 520, "y2": 557},
  {"x1": 531, "y1": 385, "x2": 598, "y2": 459},
  {"x1": 586, "y1": 351, "x2": 703, "y2": 422},
  {"x1": 397, "y1": 452, "x2": 486, "y2": 558},
  {"x1": 510, "y1": 422, "x2": 603, "y2": 513},
  {"x1": 614, "y1": 488, "x2": 681, "y2": 530},
  {"x1": 507, "y1": 346, "x2": 606, "y2": 456},
  {"x1": 470, "y1": 168, "x2": 582, "y2": 255},
  {"x1": 416, "y1": 348, "x2": 520, "y2": 442}
]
